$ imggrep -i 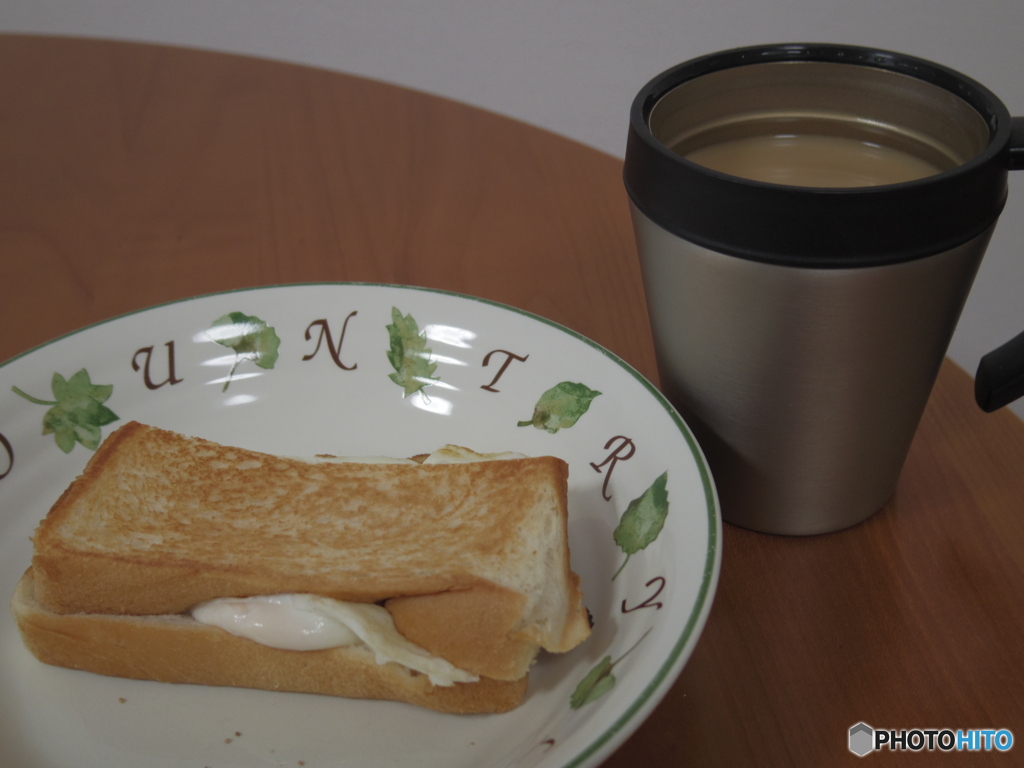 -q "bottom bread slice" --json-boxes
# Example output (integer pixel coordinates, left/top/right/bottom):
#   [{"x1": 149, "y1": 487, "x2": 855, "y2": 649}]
[{"x1": 10, "y1": 570, "x2": 528, "y2": 714}]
